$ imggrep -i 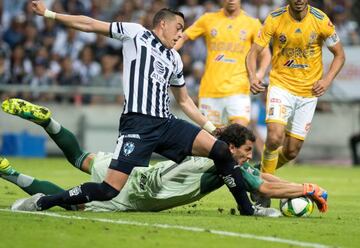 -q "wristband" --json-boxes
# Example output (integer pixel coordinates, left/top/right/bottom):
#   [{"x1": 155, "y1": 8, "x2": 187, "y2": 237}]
[
  {"x1": 202, "y1": 121, "x2": 216, "y2": 133},
  {"x1": 44, "y1": 9, "x2": 56, "y2": 19}
]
